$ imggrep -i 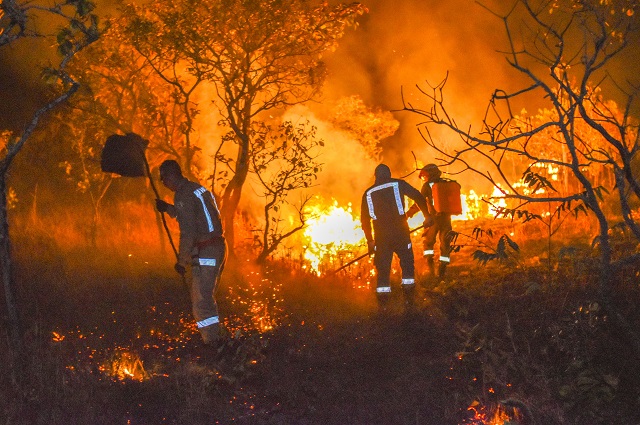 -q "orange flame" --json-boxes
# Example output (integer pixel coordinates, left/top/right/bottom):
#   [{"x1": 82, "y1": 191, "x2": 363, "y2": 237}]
[{"x1": 303, "y1": 199, "x2": 366, "y2": 275}]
